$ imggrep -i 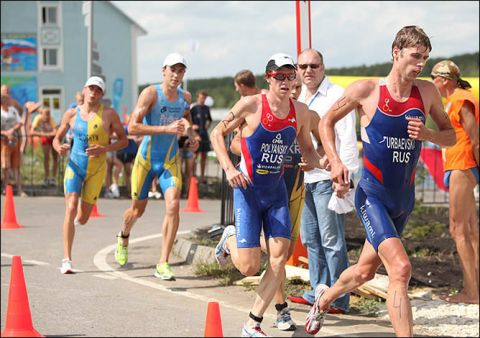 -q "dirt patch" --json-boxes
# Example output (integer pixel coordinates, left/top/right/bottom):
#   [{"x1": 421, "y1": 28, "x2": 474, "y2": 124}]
[{"x1": 345, "y1": 204, "x2": 461, "y2": 291}]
